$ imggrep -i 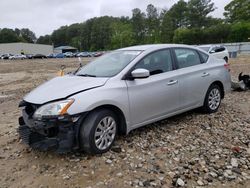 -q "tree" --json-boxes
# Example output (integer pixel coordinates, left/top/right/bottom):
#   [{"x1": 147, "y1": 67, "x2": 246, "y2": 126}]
[
  {"x1": 89, "y1": 16, "x2": 116, "y2": 50},
  {"x1": 173, "y1": 28, "x2": 203, "y2": 44},
  {"x1": 20, "y1": 28, "x2": 37, "y2": 43},
  {"x1": 161, "y1": 0, "x2": 188, "y2": 43},
  {"x1": 111, "y1": 21, "x2": 134, "y2": 49},
  {"x1": 186, "y1": 0, "x2": 216, "y2": 28},
  {"x1": 51, "y1": 26, "x2": 68, "y2": 47},
  {"x1": 229, "y1": 22, "x2": 250, "y2": 42},
  {"x1": 131, "y1": 8, "x2": 146, "y2": 44},
  {"x1": 146, "y1": 4, "x2": 160, "y2": 43},
  {"x1": 0, "y1": 28, "x2": 22, "y2": 43},
  {"x1": 203, "y1": 24, "x2": 231, "y2": 43},
  {"x1": 14, "y1": 28, "x2": 21, "y2": 37},
  {"x1": 224, "y1": 0, "x2": 250, "y2": 23},
  {"x1": 37, "y1": 35, "x2": 52, "y2": 45}
]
